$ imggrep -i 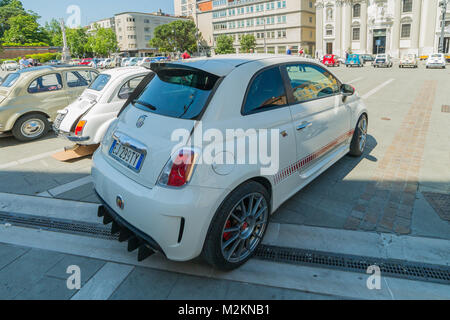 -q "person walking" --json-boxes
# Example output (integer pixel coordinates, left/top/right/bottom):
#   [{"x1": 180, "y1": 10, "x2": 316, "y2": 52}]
[{"x1": 286, "y1": 46, "x2": 292, "y2": 55}]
